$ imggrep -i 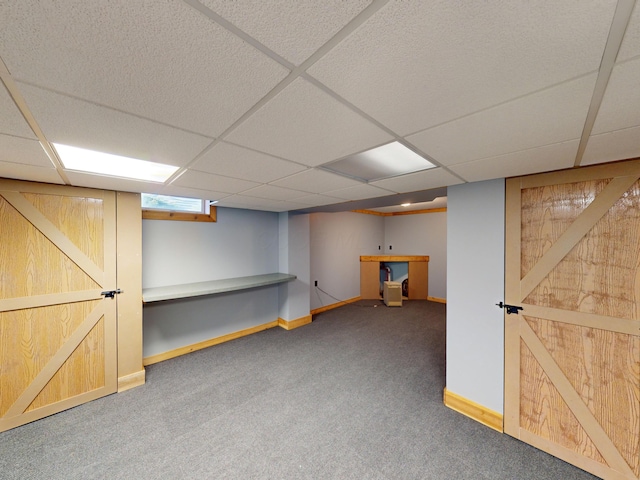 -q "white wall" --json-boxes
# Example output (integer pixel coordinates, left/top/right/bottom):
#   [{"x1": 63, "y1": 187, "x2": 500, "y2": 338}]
[
  {"x1": 142, "y1": 207, "x2": 281, "y2": 358},
  {"x1": 384, "y1": 212, "x2": 447, "y2": 299},
  {"x1": 446, "y1": 179, "x2": 505, "y2": 413},
  {"x1": 309, "y1": 211, "x2": 384, "y2": 310}
]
